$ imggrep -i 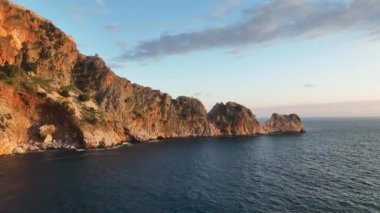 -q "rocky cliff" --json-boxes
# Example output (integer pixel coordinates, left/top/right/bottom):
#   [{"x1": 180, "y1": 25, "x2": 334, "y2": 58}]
[
  {"x1": 208, "y1": 102, "x2": 265, "y2": 136},
  {"x1": 72, "y1": 55, "x2": 212, "y2": 141},
  {"x1": 0, "y1": 0, "x2": 78, "y2": 85},
  {"x1": 264, "y1": 113, "x2": 305, "y2": 134},
  {"x1": 0, "y1": 1, "x2": 305, "y2": 155}
]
